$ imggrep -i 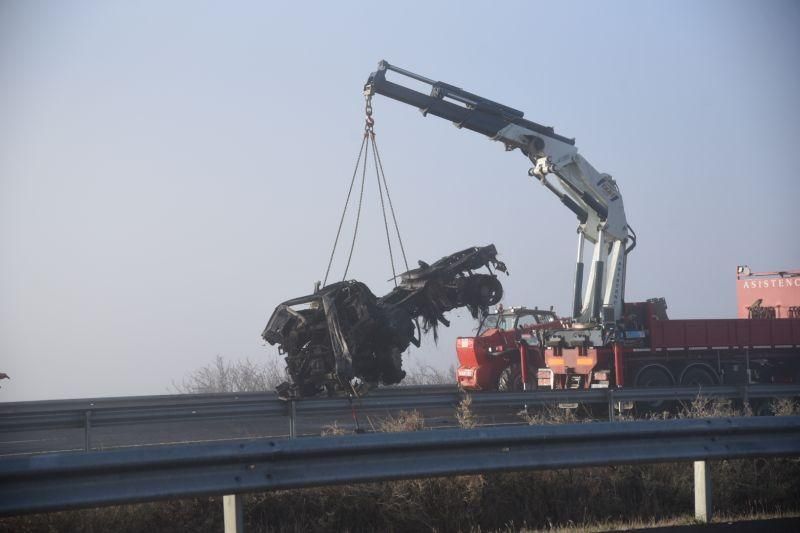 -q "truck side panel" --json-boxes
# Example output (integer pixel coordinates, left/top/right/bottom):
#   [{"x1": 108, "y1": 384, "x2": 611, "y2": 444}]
[{"x1": 649, "y1": 318, "x2": 800, "y2": 349}]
